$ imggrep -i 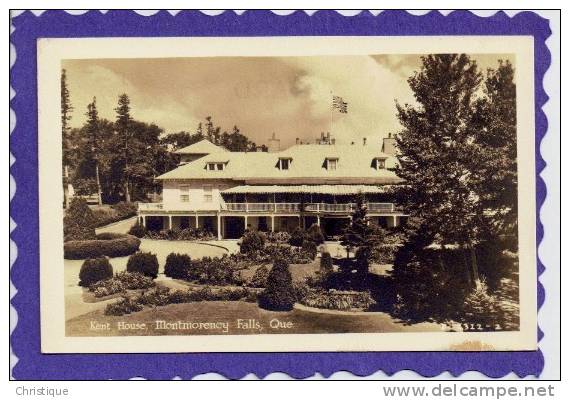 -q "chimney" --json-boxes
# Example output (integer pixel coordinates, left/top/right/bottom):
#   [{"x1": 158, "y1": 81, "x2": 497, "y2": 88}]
[
  {"x1": 382, "y1": 133, "x2": 398, "y2": 155},
  {"x1": 268, "y1": 132, "x2": 281, "y2": 152},
  {"x1": 363, "y1": 137, "x2": 367, "y2": 146}
]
